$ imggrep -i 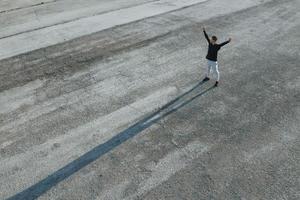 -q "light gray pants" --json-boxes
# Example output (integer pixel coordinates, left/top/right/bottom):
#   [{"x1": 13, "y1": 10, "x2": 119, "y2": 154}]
[{"x1": 206, "y1": 59, "x2": 220, "y2": 81}]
